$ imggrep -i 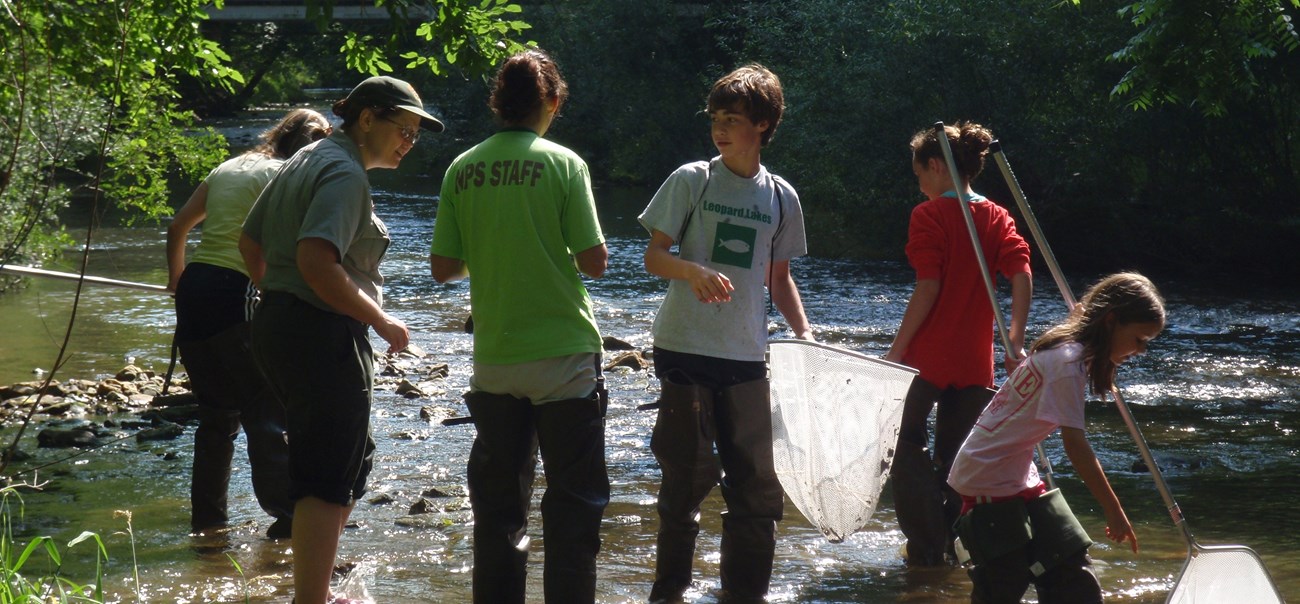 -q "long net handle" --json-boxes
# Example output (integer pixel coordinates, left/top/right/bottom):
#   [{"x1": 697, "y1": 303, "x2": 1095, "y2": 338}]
[
  {"x1": 935, "y1": 123, "x2": 1013, "y2": 350},
  {"x1": 1, "y1": 264, "x2": 169, "y2": 294},
  {"x1": 1111, "y1": 386, "x2": 1194, "y2": 548},
  {"x1": 990, "y1": 141, "x2": 1075, "y2": 310},
  {"x1": 934, "y1": 123, "x2": 1055, "y2": 489},
  {"x1": 990, "y1": 141, "x2": 1195, "y2": 548}
]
